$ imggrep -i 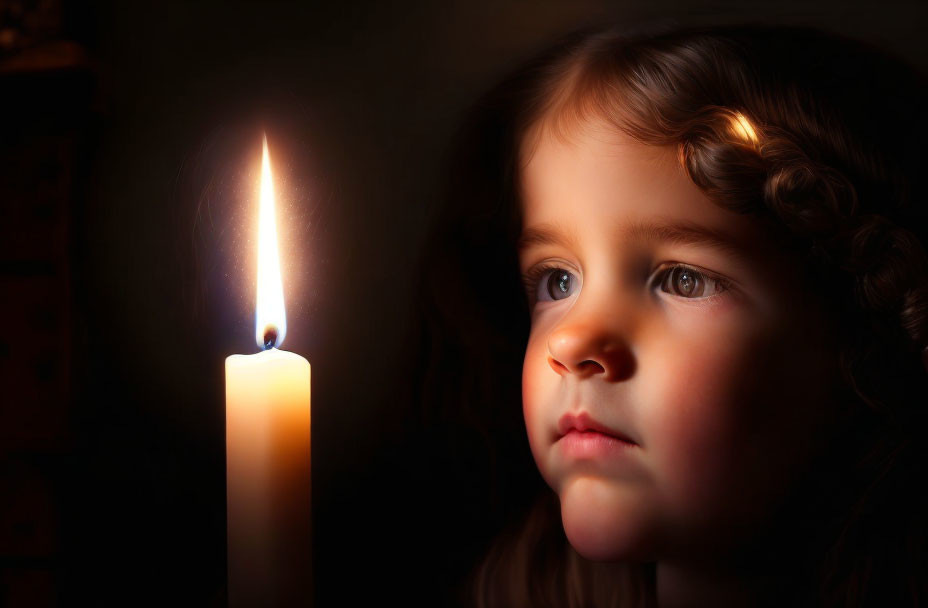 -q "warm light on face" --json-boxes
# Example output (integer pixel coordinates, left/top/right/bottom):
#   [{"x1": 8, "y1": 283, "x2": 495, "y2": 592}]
[
  {"x1": 255, "y1": 135, "x2": 287, "y2": 349},
  {"x1": 518, "y1": 124, "x2": 833, "y2": 562}
]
